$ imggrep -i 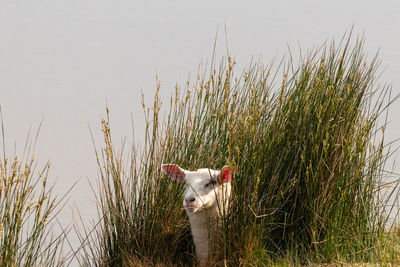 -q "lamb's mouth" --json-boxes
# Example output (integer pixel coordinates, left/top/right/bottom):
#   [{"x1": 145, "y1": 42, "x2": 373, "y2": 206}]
[{"x1": 184, "y1": 205, "x2": 201, "y2": 212}]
